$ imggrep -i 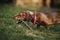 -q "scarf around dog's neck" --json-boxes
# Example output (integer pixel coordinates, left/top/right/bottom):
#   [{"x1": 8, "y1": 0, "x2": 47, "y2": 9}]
[
  {"x1": 33, "y1": 11, "x2": 37, "y2": 24},
  {"x1": 27, "y1": 10, "x2": 37, "y2": 24}
]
